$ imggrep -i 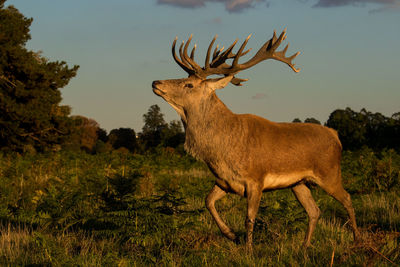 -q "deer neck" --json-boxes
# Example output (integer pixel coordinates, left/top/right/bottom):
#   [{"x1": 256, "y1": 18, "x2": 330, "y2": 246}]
[{"x1": 183, "y1": 93, "x2": 236, "y2": 160}]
